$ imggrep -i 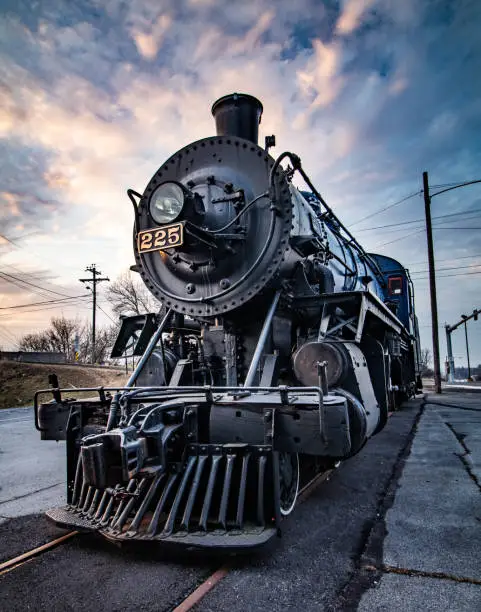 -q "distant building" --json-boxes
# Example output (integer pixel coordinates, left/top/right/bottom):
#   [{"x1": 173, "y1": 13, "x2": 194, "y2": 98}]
[
  {"x1": 0, "y1": 351, "x2": 67, "y2": 364},
  {"x1": 454, "y1": 365, "x2": 481, "y2": 381}
]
